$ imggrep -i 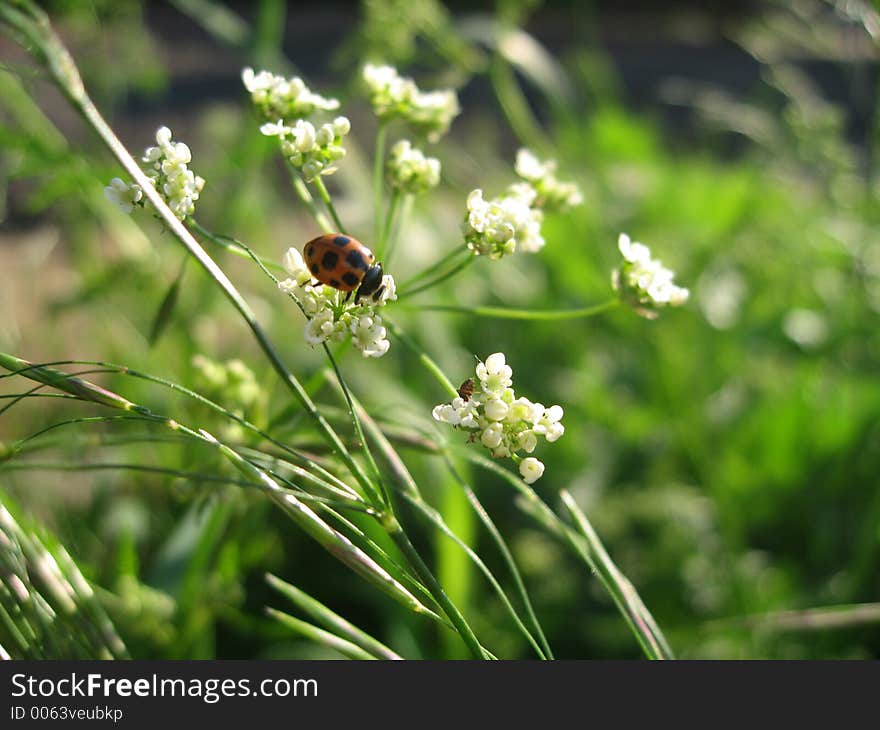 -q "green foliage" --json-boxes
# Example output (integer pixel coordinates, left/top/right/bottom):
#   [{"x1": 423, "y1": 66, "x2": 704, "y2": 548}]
[{"x1": 1, "y1": 0, "x2": 879, "y2": 659}]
